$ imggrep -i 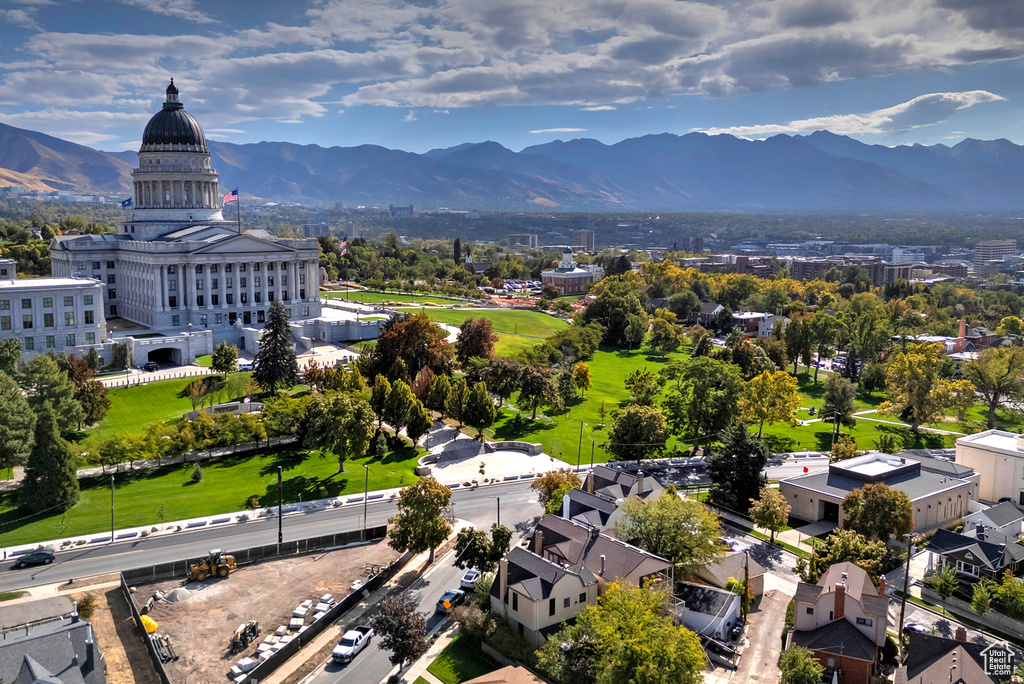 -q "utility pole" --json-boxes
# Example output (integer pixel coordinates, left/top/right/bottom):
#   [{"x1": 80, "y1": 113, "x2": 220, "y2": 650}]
[
  {"x1": 277, "y1": 466, "x2": 283, "y2": 545},
  {"x1": 897, "y1": 533, "x2": 914, "y2": 662},
  {"x1": 576, "y1": 421, "x2": 585, "y2": 470},
  {"x1": 496, "y1": 497, "x2": 500, "y2": 527},
  {"x1": 589, "y1": 440, "x2": 595, "y2": 470}
]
